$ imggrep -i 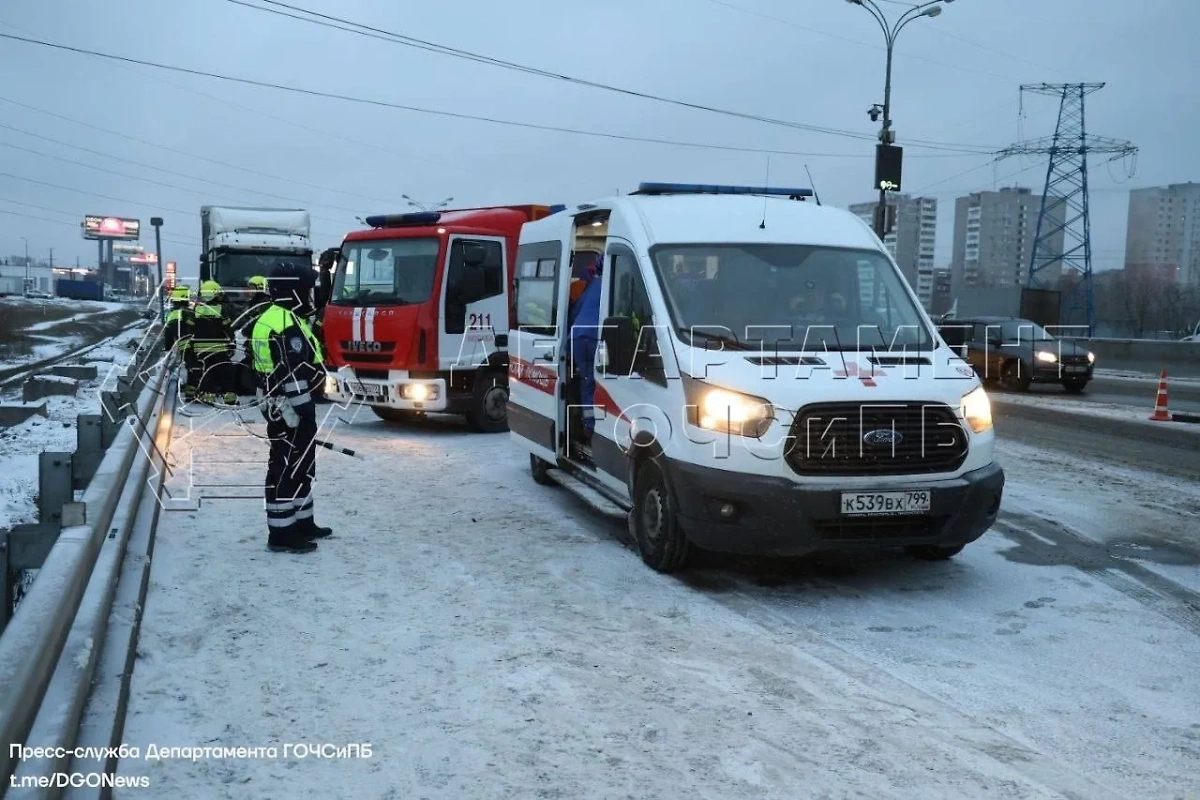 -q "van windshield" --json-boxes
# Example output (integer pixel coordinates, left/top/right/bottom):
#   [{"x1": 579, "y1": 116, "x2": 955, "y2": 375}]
[
  {"x1": 649, "y1": 244, "x2": 933, "y2": 351},
  {"x1": 332, "y1": 237, "x2": 440, "y2": 306}
]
